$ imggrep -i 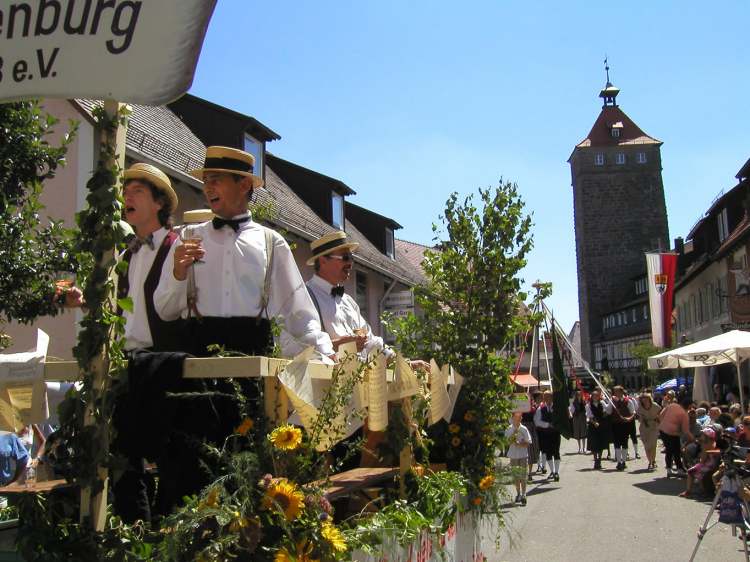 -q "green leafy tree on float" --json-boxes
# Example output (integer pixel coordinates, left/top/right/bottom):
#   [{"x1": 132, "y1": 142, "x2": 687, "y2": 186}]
[
  {"x1": 0, "y1": 101, "x2": 80, "y2": 350},
  {"x1": 388, "y1": 181, "x2": 538, "y2": 510}
]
